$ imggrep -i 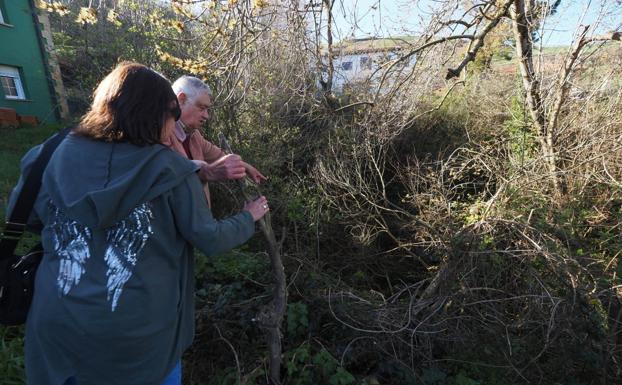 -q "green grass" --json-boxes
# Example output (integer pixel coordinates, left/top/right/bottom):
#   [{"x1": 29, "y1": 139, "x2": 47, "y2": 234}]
[
  {"x1": 0, "y1": 124, "x2": 63, "y2": 214},
  {"x1": 0, "y1": 123, "x2": 63, "y2": 385},
  {"x1": 0, "y1": 326, "x2": 26, "y2": 385}
]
